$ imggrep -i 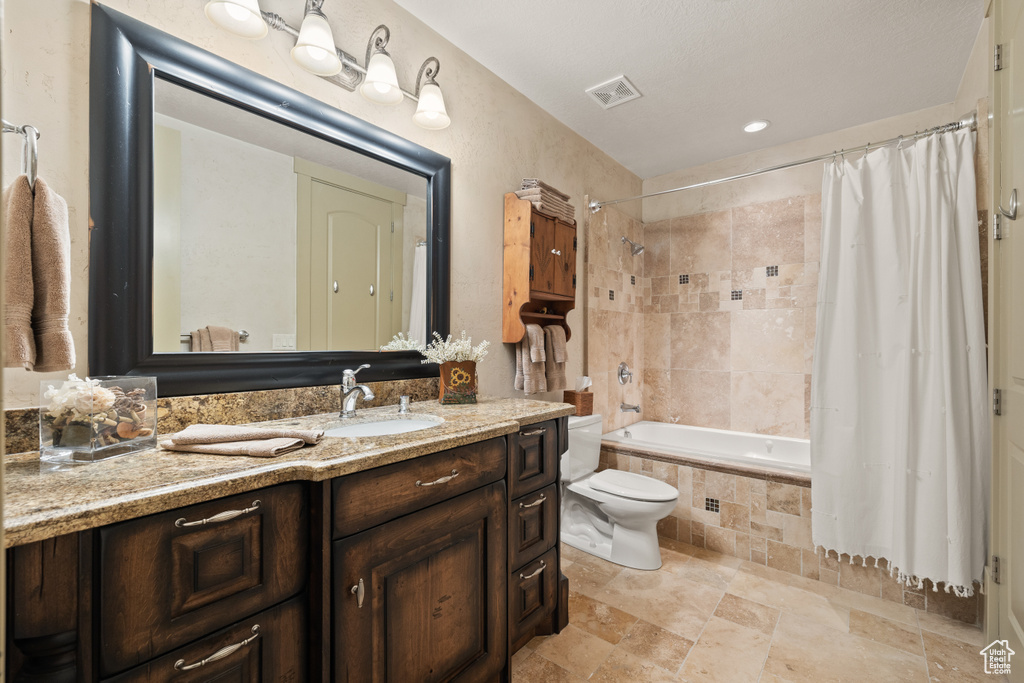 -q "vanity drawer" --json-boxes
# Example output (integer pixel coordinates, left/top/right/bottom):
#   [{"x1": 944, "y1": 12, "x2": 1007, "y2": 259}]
[
  {"x1": 332, "y1": 436, "x2": 506, "y2": 537},
  {"x1": 98, "y1": 483, "x2": 308, "y2": 676},
  {"x1": 509, "y1": 419, "x2": 559, "y2": 499},
  {"x1": 102, "y1": 595, "x2": 306, "y2": 682},
  {"x1": 509, "y1": 547, "x2": 558, "y2": 647},
  {"x1": 510, "y1": 483, "x2": 558, "y2": 570}
]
